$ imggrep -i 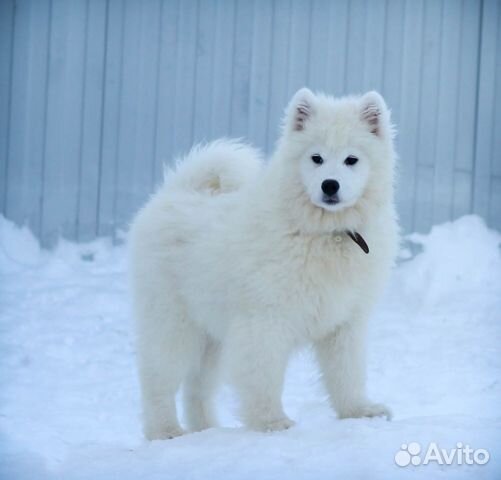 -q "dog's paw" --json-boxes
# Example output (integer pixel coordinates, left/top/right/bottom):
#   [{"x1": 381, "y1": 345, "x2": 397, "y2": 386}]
[
  {"x1": 338, "y1": 402, "x2": 392, "y2": 421},
  {"x1": 264, "y1": 416, "x2": 296, "y2": 432},
  {"x1": 249, "y1": 415, "x2": 296, "y2": 432},
  {"x1": 144, "y1": 425, "x2": 186, "y2": 441}
]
